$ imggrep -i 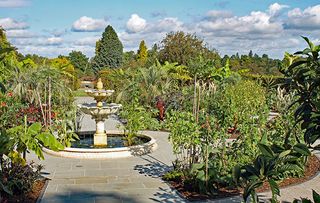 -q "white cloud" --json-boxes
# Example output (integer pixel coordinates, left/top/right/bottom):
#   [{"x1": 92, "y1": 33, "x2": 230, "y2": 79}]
[
  {"x1": 126, "y1": 14, "x2": 147, "y2": 33},
  {"x1": 268, "y1": 3, "x2": 289, "y2": 16},
  {"x1": 0, "y1": 0, "x2": 29, "y2": 7},
  {"x1": 286, "y1": 5, "x2": 320, "y2": 30},
  {"x1": 205, "y1": 10, "x2": 233, "y2": 20},
  {"x1": 198, "y1": 9, "x2": 283, "y2": 36},
  {"x1": 148, "y1": 17, "x2": 183, "y2": 33},
  {"x1": 0, "y1": 18, "x2": 28, "y2": 30},
  {"x1": 45, "y1": 37, "x2": 63, "y2": 45},
  {"x1": 72, "y1": 16, "x2": 107, "y2": 32},
  {"x1": 6, "y1": 30, "x2": 35, "y2": 38},
  {"x1": 11, "y1": 37, "x2": 63, "y2": 46},
  {"x1": 74, "y1": 36, "x2": 100, "y2": 46}
]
